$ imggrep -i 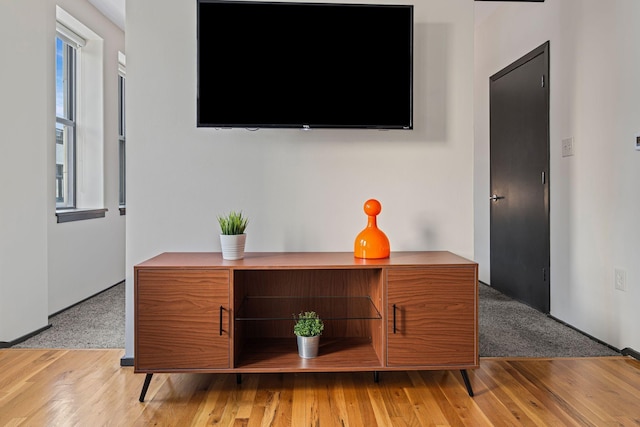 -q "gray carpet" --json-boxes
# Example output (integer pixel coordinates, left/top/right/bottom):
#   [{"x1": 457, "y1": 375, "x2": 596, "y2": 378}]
[
  {"x1": 12, "y1": 281, "x2": 619, "y2": 357},
  {"x1": 13, "y1": 282, "x2": 125, "y2": 349},
  {"x1": 479, "y1": 283, "x2": 619, "y2": 357}
]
